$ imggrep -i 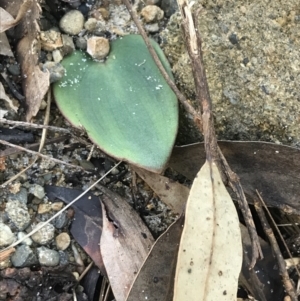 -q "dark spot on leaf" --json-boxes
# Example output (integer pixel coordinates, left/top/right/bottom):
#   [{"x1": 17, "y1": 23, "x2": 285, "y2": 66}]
[
  {"x1": 153, "y1": 276, "x2": 159, "y2": 283},
  {"x1": 141, "y1": 232, "x2": 147, "y2": 239},
  {"x1": 187, "y1": 268, "x2": 192, "y2": 273},
  {"x1": 218, "y1": 270, "x2": 223, "y2": 276},
  {"x1": 223, "y1": 290, "x2": 227, "y2": 295}
]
